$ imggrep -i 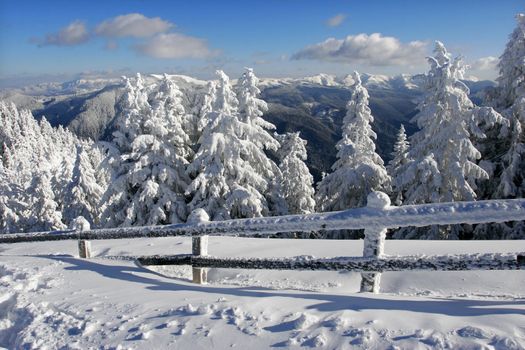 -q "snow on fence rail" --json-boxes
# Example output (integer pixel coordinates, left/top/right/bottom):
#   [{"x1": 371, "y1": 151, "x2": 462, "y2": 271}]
[{"x1": 1, "y1": 191, "x2": 525, "y2": 293}]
